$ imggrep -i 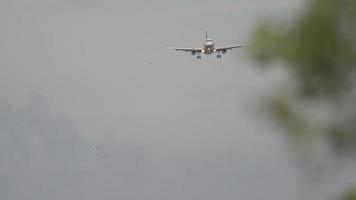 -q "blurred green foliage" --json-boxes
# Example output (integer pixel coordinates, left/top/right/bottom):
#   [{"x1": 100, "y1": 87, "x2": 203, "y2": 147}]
[
  {"x1": 251, "y1": 0, "x2": 356, "y2": 97},
  {"x1": 269, "y1": 95, "x2": 314, "y2": 146},
  {"x1": 249, "y1": 0, "x2": 356, "y2": 154},
  {"x1": 249, "y1": 0, "x2": 356, "y2": 198},
  {"x1": 342, "y1": 187, "x2": 356, "y2": 200}
]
